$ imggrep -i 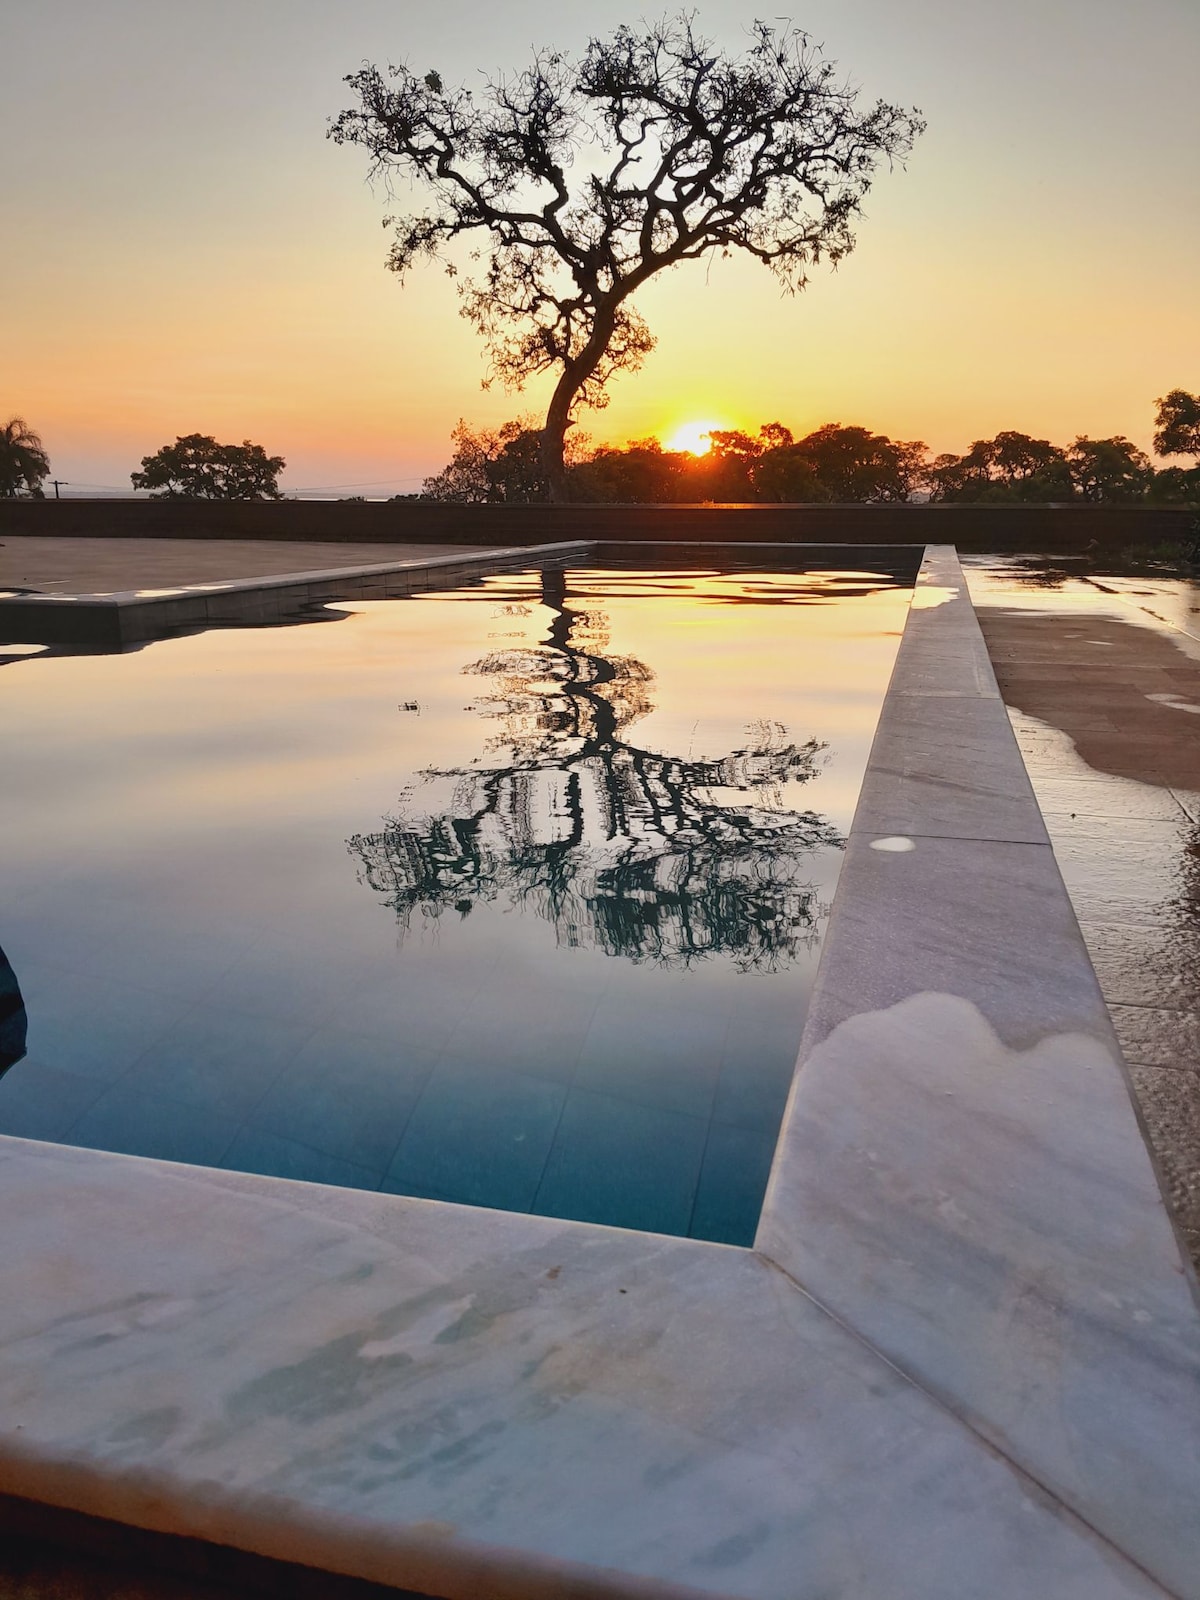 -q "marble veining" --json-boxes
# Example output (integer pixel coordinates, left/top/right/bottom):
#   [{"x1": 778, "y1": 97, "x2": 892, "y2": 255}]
[{"x1": 0, "y1": 1140, "x2": 1172, "y2": 1600}]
